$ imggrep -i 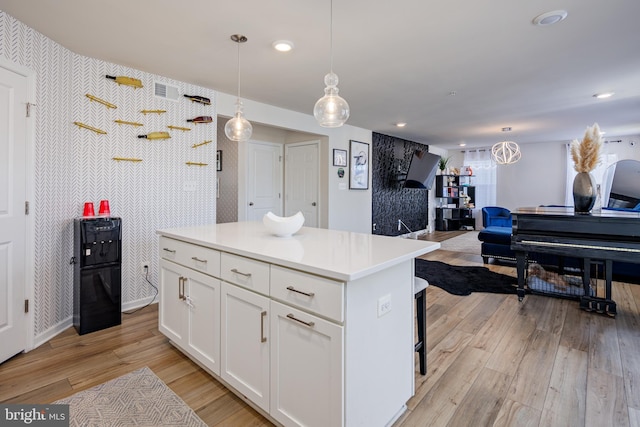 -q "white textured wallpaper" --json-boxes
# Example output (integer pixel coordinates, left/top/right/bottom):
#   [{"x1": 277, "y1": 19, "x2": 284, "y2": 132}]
[
  {"x1": 216, "y1": 120, "x2": 238, "y2": 223},
  {"x1": 0, "y1": 11, "x2": 217, "y2": 342}
]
